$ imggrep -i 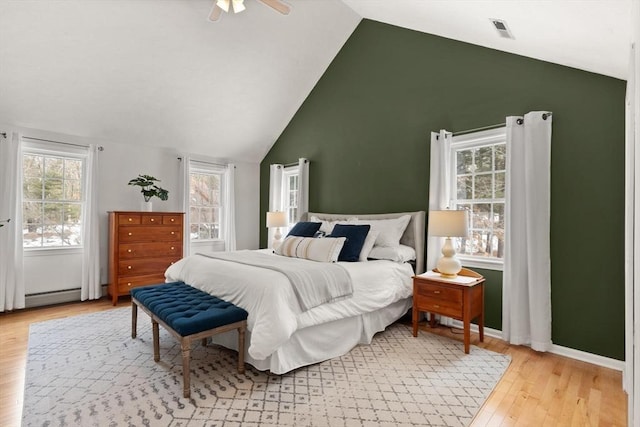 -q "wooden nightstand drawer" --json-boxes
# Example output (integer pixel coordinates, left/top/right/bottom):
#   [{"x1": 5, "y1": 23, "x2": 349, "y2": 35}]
[
  {"x1": 415, "y1": 282, "x2": 463, "y2": 304},
  {"x1": 415, "y1": 297, "x2": 462, "y2": 319}
]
